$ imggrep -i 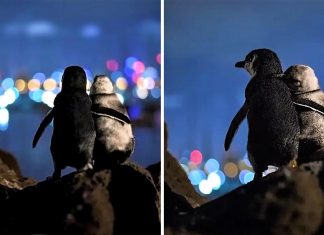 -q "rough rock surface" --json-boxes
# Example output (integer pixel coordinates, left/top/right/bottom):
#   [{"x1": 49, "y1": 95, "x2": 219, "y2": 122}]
[
  {"x1": 0, "y1": 162, "x2": 160, "y2": 235},
  {"x1": 165, "y1": 152, "x2": 207, "y2": 209},
  {"x1": 0, "y1": 149, "x2": 36, "y2": 190},
  {"x1": 166, "y1": 165, "x2": 324, "y2": 235},
  {"x1": 164, "y1": 122, "x2": 208, "y2": 225}
]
